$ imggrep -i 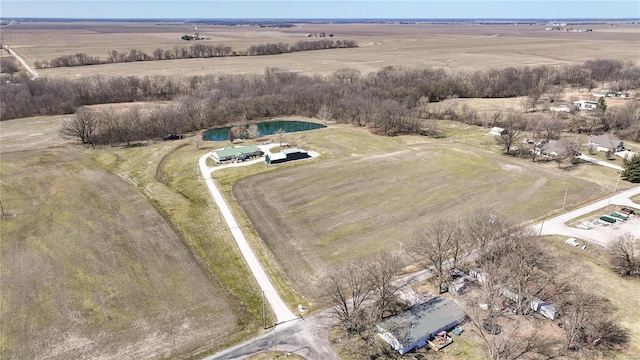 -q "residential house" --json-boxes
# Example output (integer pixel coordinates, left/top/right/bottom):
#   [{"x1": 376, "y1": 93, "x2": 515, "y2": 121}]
[
  {"x1": 376, "y1": 297, "x2": 467, "y2": 355},
  {"x1": 572, "y1": 100, "x2": 598, "y2": 110},
  {"x1": 587, "y1": 134, "x2": 624, "y2": 153}
]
